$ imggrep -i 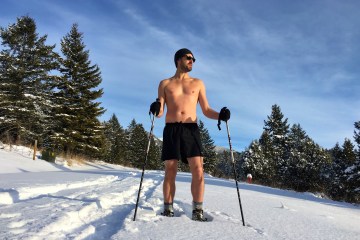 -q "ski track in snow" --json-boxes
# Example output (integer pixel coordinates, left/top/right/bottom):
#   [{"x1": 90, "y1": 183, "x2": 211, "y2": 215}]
[
  {"x1": 113, "y1": 176, "x2": 270, "y2": 240},
  {"x1": 0, "y1": 172, "x2": 163, "y2": 240},
  {"x1": 1, "y1": 147, "x2": 359, "y2": 240}
]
